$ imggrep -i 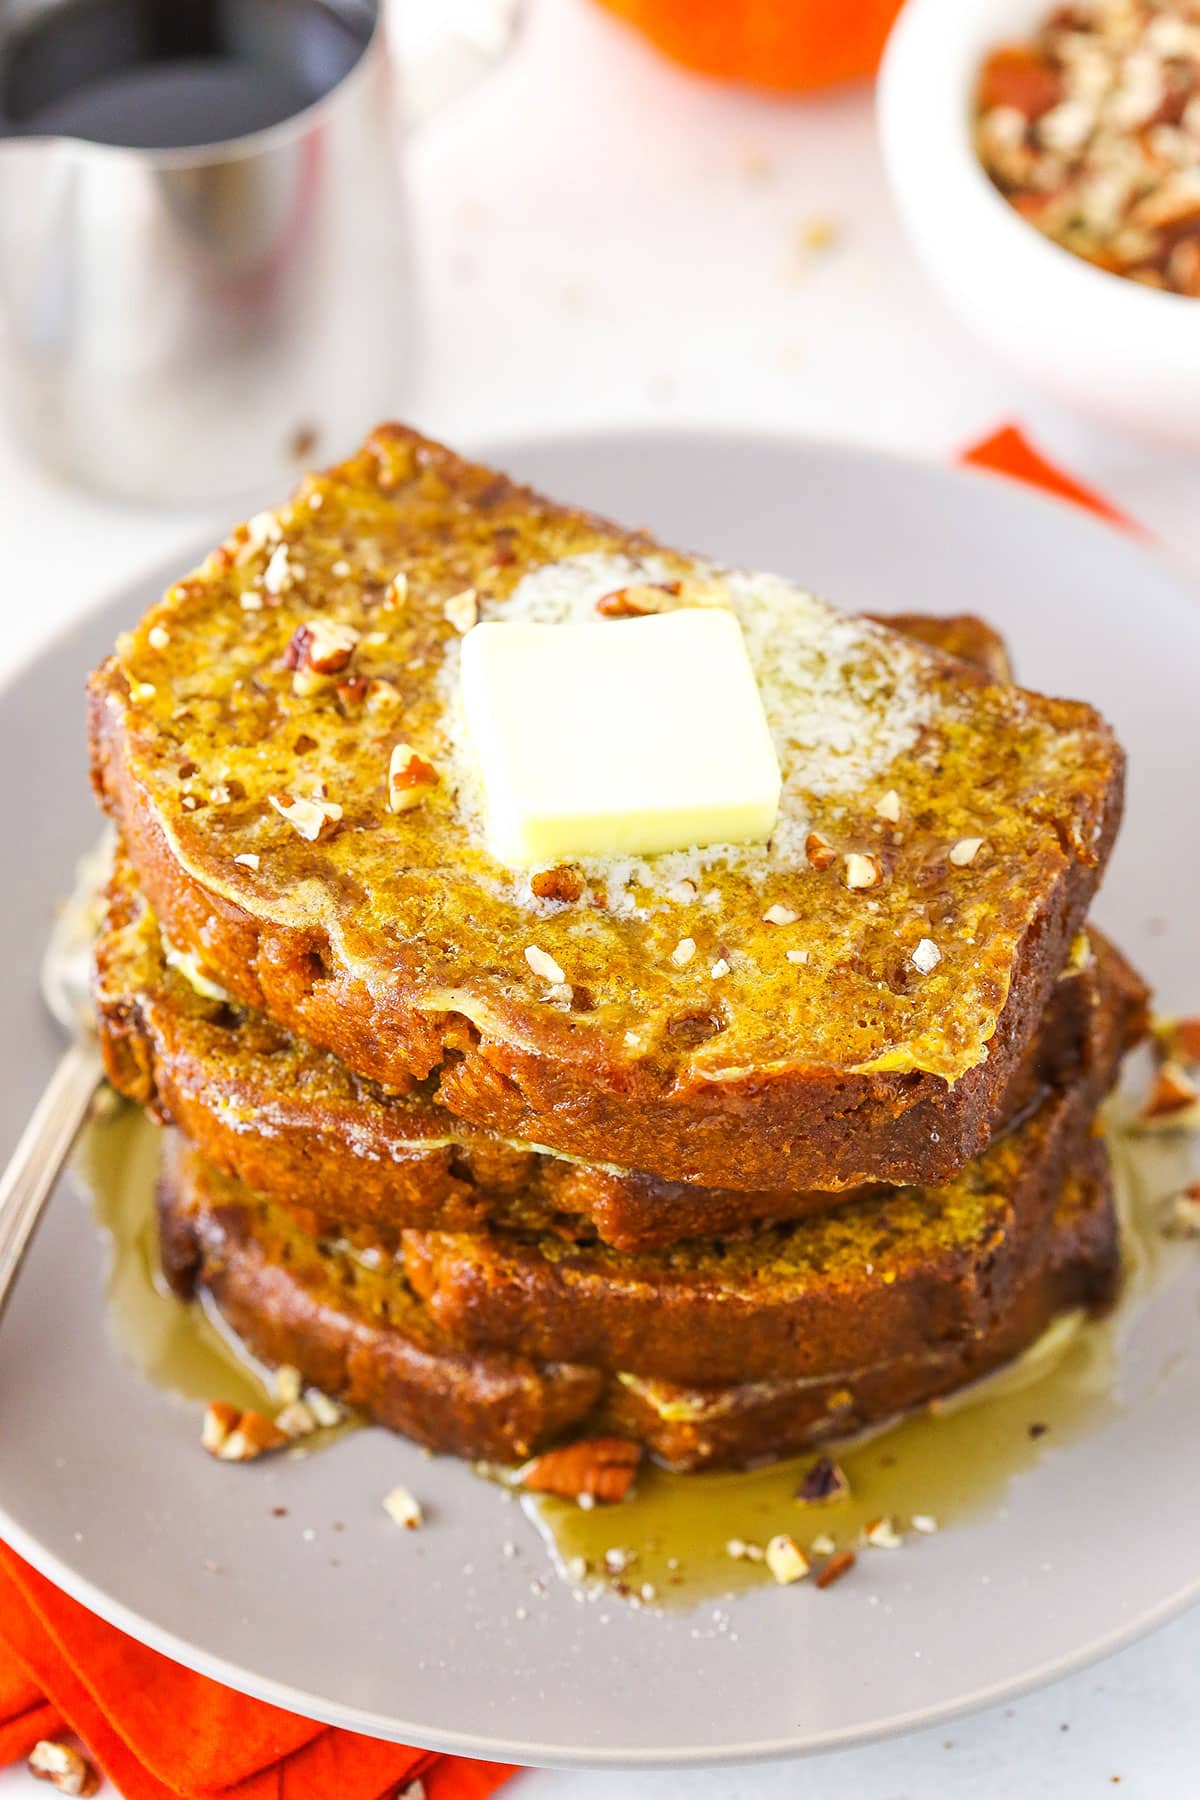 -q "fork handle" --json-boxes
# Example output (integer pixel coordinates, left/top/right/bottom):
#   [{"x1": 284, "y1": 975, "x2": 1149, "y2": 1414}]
[{"x1": 0, "y1": 1040, "x2": 104, "y2": 1323}]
